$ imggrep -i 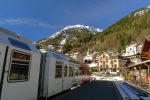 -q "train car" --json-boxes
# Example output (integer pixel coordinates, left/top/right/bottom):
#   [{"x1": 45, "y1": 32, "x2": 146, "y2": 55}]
[
  {"x1": 68, "y1": 58, "x2": 80, "y2": 88},
  {"x1": 0, "y1": 27, "x2": 41, "y2": 100},
  {"x1": 38, "y1": 48, "x2": 81, "y2": 99},
  {"x1": 38, "y1": 48, "x2": 64, "y2": 98}
]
